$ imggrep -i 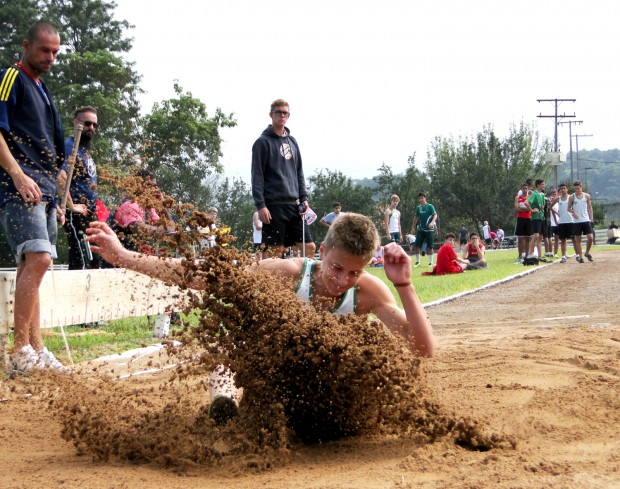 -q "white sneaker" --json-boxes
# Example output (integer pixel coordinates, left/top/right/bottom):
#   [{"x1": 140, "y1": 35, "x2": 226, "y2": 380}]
[
  {"x1": 38, "y1": 348, "x2": 71, "y2": 373},
  {"x1": 11, "y1": 345, "x2": 42, "y2": 373}
]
